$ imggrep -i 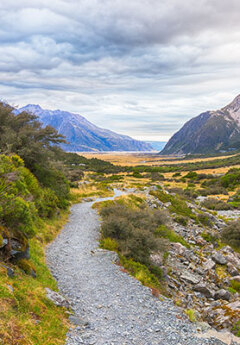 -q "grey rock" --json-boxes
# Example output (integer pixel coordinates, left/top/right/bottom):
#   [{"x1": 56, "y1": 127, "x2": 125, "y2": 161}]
[
  {"x1": 203, "y1": 259, "x2": 216, "y2": 271},
  {"x1": 194, "y1": 284, "x2": 214, "y2": 298},
  {"x1": 214, "y1": 289, "x2": 231, "y2": 301},
  {"x1": 212, "y1": 252, "x2": 227, "y2": 265},
  {"x1": 227, "y1": 262, "x2": 239, "y2": 277},
  {"x1": 45, "y1": 288, "x2": 70, "y2": 309},
  {"x1": 6, "y1": 266, "x2": 14, "y2": 278}
]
